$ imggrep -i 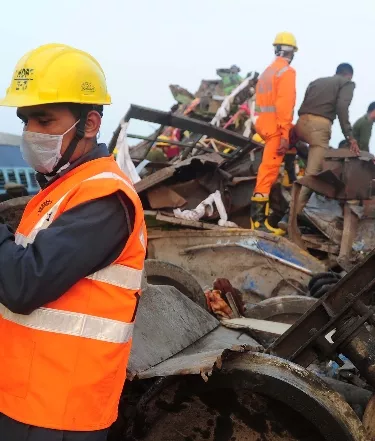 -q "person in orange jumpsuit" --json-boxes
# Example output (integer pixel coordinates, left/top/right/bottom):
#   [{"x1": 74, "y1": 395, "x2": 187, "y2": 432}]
[{"x1": 250, "y1": 32, "x2": 298, "y2": 235}]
